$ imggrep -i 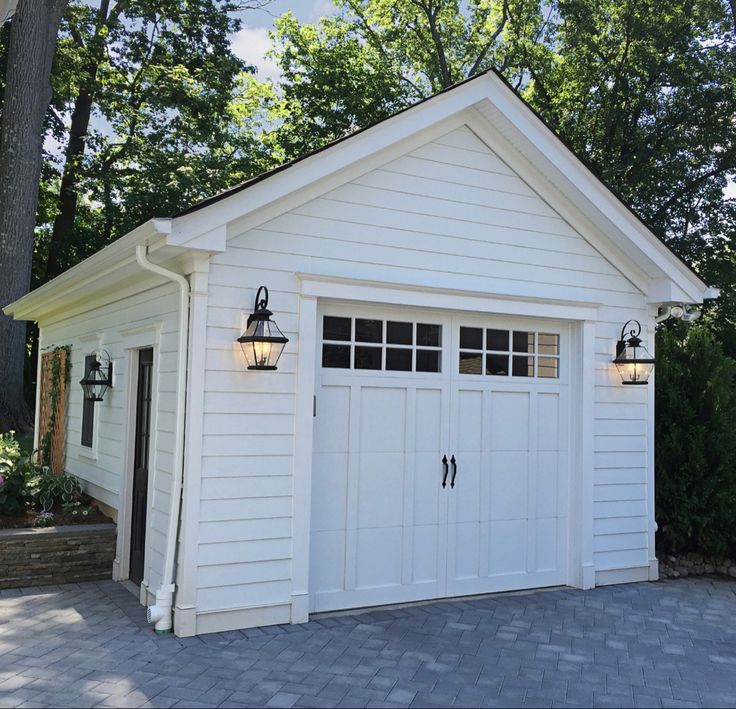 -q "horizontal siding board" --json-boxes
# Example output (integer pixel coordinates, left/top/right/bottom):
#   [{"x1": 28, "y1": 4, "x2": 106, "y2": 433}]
[
  {"x1": 198, "y1": 539, "x2": 291, "y2": 567},
  {"x1": 594, "y1": 484, "x2": 646, "y2": 502},
  {"x1": 199, "y1": 496, "x2": 292, "y2": 522},
  {"x1": 201, "y1": 475, "x2": 292, "y2": 500},
  {"x1": 198, "y1": 559, "x2": 291, "y2": 589},
  {"x1": 199, "y1": 517, "x2": 292, "y2": 544},
  {"x1": 594, "y1": 516, "x2": 648, "y2": 535},
  {"x1": 197, "y1": 580, "x2": 291, "y2": 612},
  {"x1": 595, "y1": 548, "x2": 649, "y2": 570},
  {"x1": 594, "y1": 532, "x2": 648, "y2": 553}
]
